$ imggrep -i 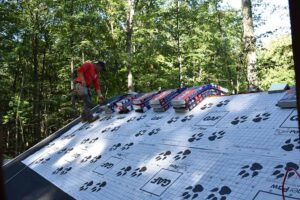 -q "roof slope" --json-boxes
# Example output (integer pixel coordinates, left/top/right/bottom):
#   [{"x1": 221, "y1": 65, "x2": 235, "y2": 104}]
[{"x1": 5, "y1": 92, "x2": 300, "y2": 200}]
